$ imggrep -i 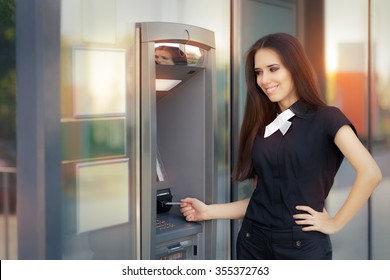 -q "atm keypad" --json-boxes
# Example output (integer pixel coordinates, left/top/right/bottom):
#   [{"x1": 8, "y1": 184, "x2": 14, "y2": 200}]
[{"x1": 156, "y1": 218, "x2": 176, "y2": 230}]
